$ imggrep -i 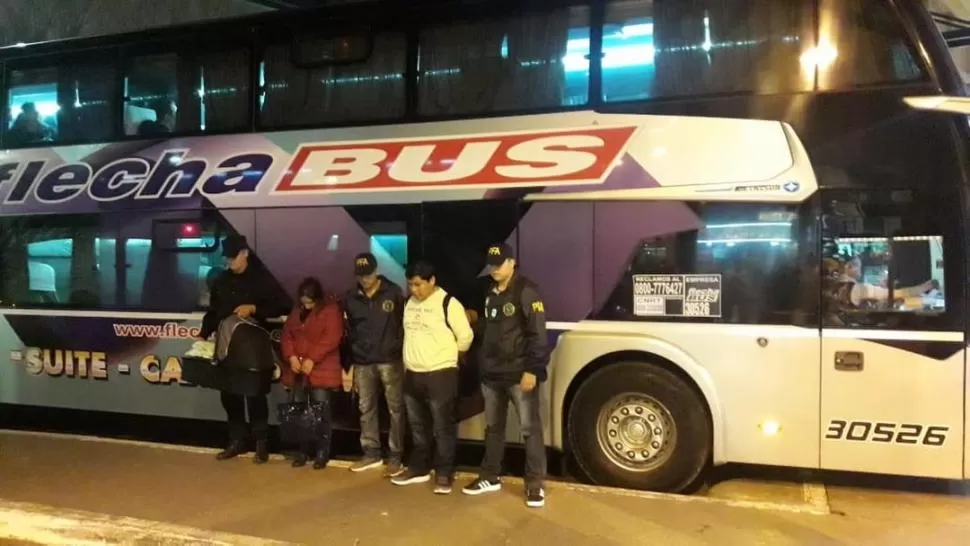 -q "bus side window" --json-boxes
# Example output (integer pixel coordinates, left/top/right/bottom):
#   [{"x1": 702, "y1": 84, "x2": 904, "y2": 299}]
[
  {"x1": 252, "y1": 206, "x2": 412, "y2": 301},
  {"x1": 596, "y1": 201, "x2": 816, "y2": 326},
  {"x1": 417, "y1": 4, "x2": 590, "y2": 116},
  {"x1": 125, "y1": 54, "x2": 179, "y2": 137},
  {"x1": 0, "y1": 216, "x2": 117, "y2": 309},
  {"x1": 259, "y1": 30, "x2": 406, "y2": 128},
  {"x1": 816, "y1": 0, "x2": 927, "y2": 90},
  {"x1": 5, "y1": 61, "x2": 116, "y2": 147},
  {"x1": 193, "y1": 48, "x2": 251, "y2": 133},
  {"x1": 820, "y1": 190, "x2": 957, "y2": 331},
  {"x1": 600, "y1": 0, "x2": 813, "y2": 103},
  {"x1": 124, "y1": 48, "x2": 251, "y2": 136},
  {"x1": 126, "y1": 215, "x2": 230, "y2": 312}
]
